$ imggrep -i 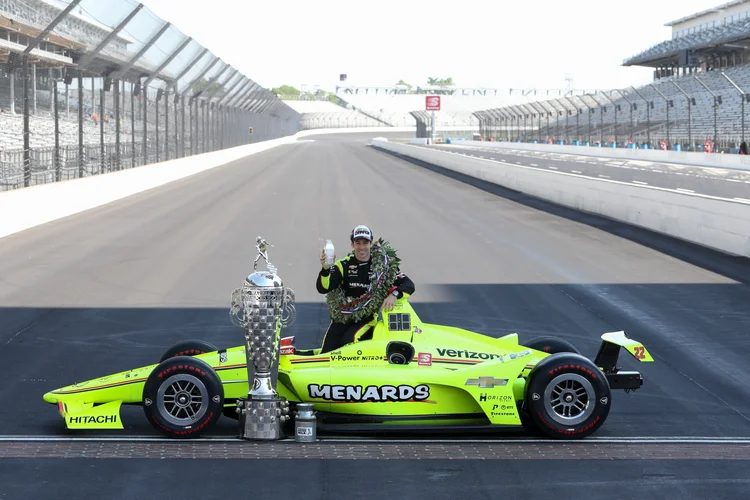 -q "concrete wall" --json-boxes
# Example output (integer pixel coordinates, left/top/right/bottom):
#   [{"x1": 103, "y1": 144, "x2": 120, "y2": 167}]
[{"x1": 373, "y1": 139, "x2": 750, "y2": 257}]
